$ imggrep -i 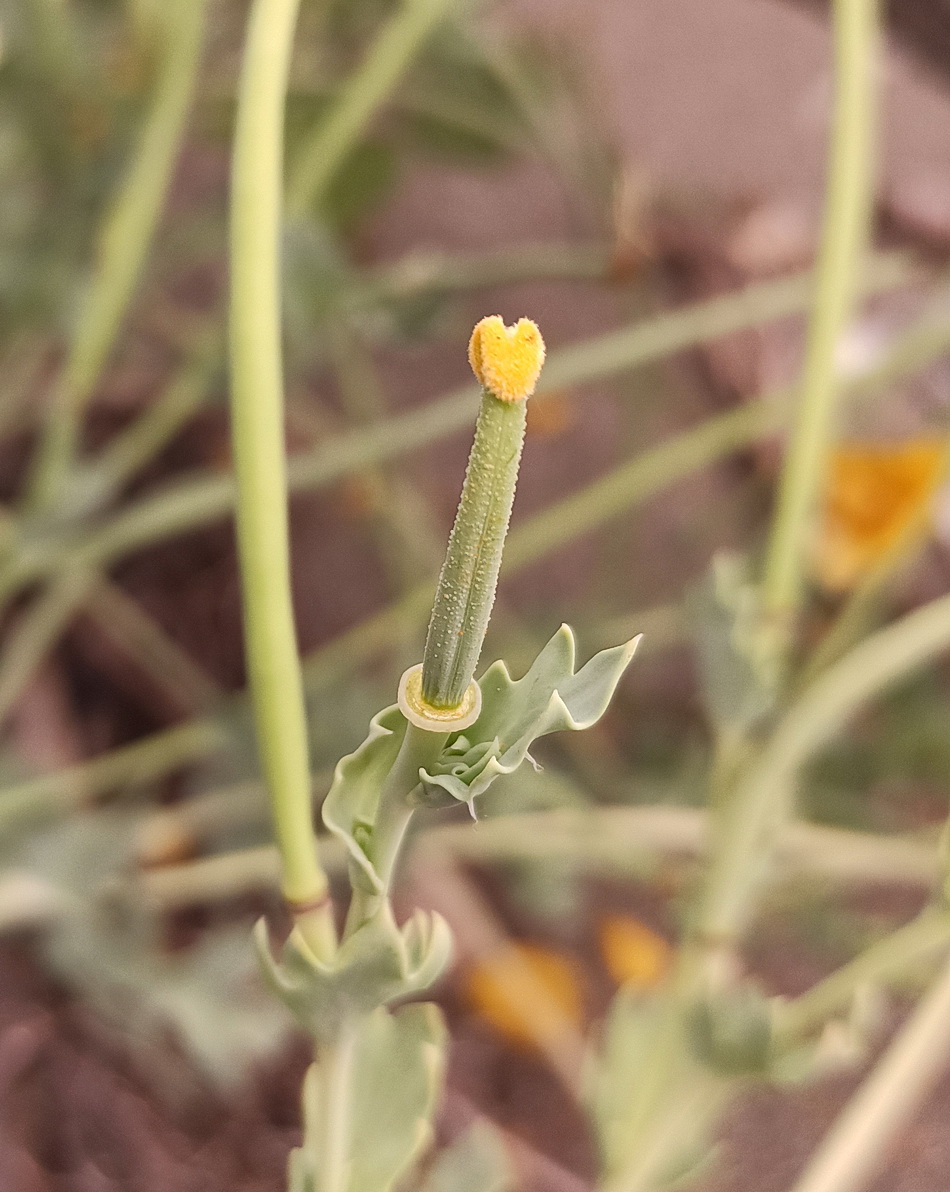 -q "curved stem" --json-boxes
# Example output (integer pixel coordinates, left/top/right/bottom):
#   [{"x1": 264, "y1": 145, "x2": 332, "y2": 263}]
[
  {"x1": 229, "y1": 0, "x2": 334, "y2": 958},
  {"x1": 775, "y1": 911, "x2": 950, "y2": 1052},
  {"x1": 761, "y1": 0, "x2": 881, "y2": 666},
  {"x1": 700, "y1": 589, "x2": 950, "y2": 942}
]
